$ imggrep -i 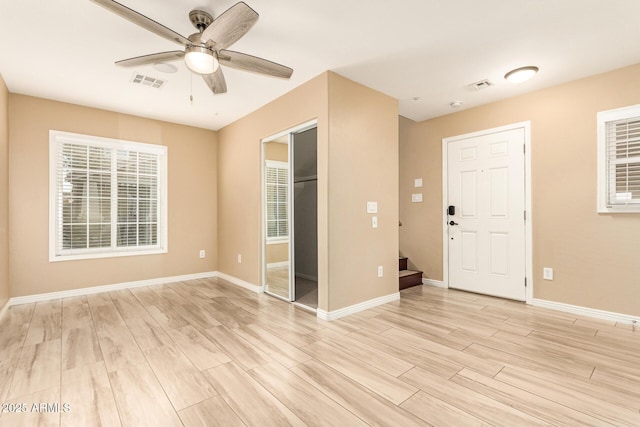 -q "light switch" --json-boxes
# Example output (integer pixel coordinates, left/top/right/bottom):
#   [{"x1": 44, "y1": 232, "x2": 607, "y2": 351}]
[
  {"x1": 367, "y1": 201, "x2": 378, "y2": 213},
  {"x1": 411, "y1": 193, "x2": 423, "y2": 203},
  {"x1": 414, "y1": 178, "x2": 423, "y2": 188},
  {"x1": 372, "y1": 216, "x2": 378, "y2": 228}
]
